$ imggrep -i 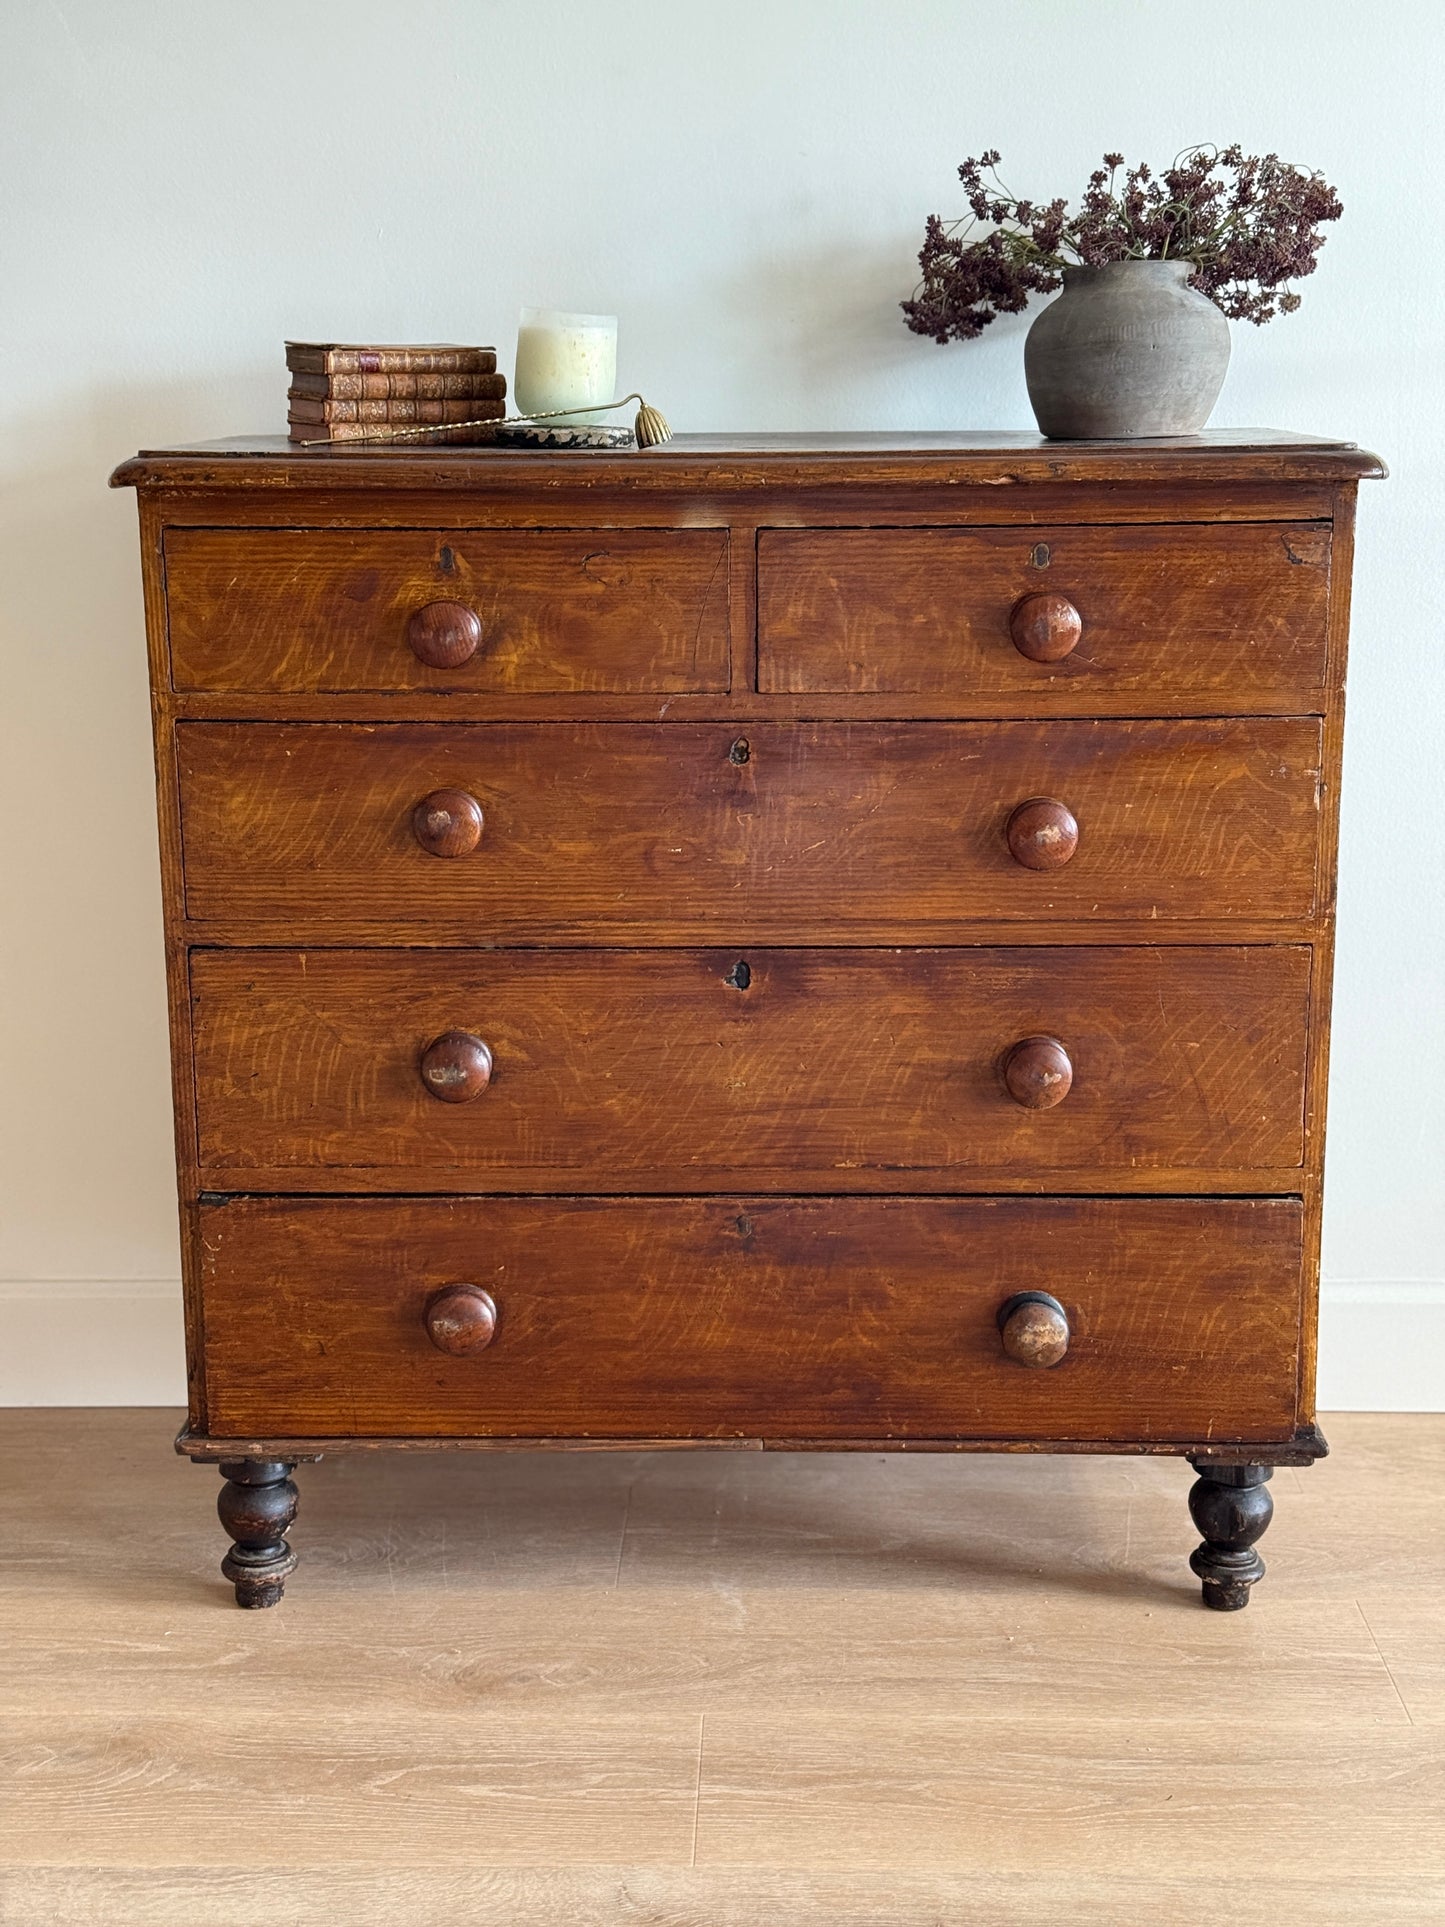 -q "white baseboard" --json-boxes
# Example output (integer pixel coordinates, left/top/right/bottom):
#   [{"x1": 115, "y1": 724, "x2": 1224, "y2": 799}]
[
  {"x1": 1315, "y1": 1282, "x2": 1445, "y2": 1411},
  {"x1": 0, "y1": 1278, "x2": 1441, "y2": 1411},
  {"x1": 0, "y1": 1280, "x2": 187, "y2": 1406}
]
